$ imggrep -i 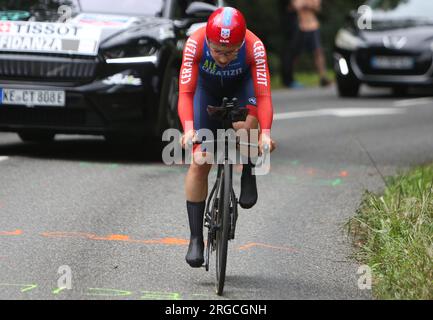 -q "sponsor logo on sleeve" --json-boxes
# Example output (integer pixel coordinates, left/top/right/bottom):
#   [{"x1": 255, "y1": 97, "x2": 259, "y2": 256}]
[
  {"x1": 180, "y1": 38, "x2": 198, "y2": 85},
  {"x1": 253, "y1": 41, "x2": 268, "y2": 87}
]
